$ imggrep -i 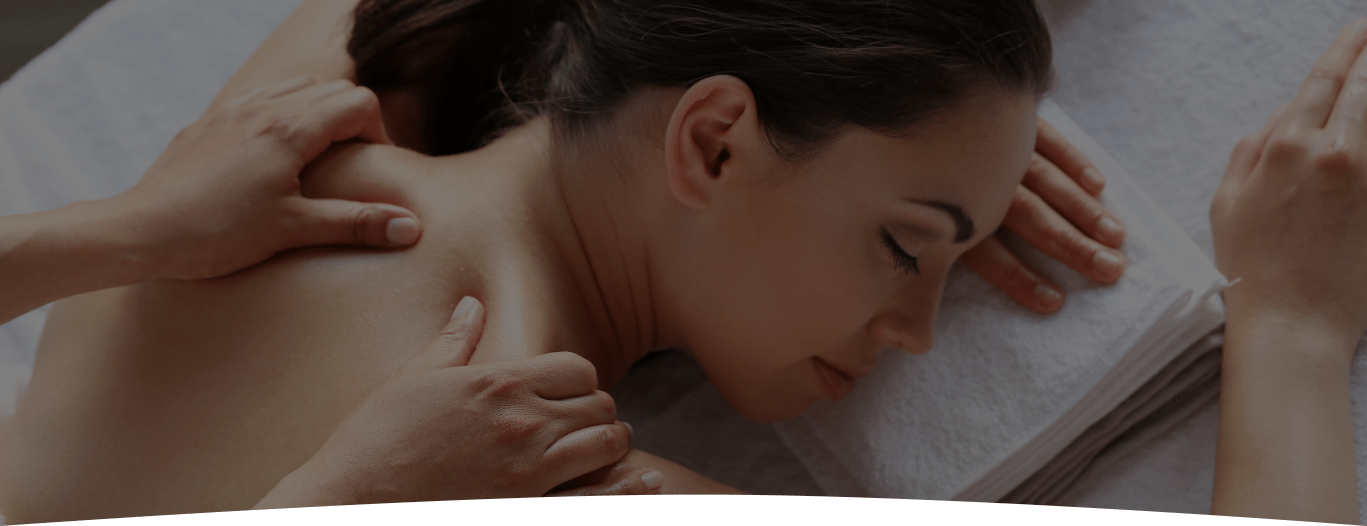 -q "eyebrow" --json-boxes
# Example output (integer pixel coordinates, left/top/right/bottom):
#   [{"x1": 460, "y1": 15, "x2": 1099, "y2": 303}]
[{"x1": 909, "y1": 199, "x2": 976, "y2": 243}]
